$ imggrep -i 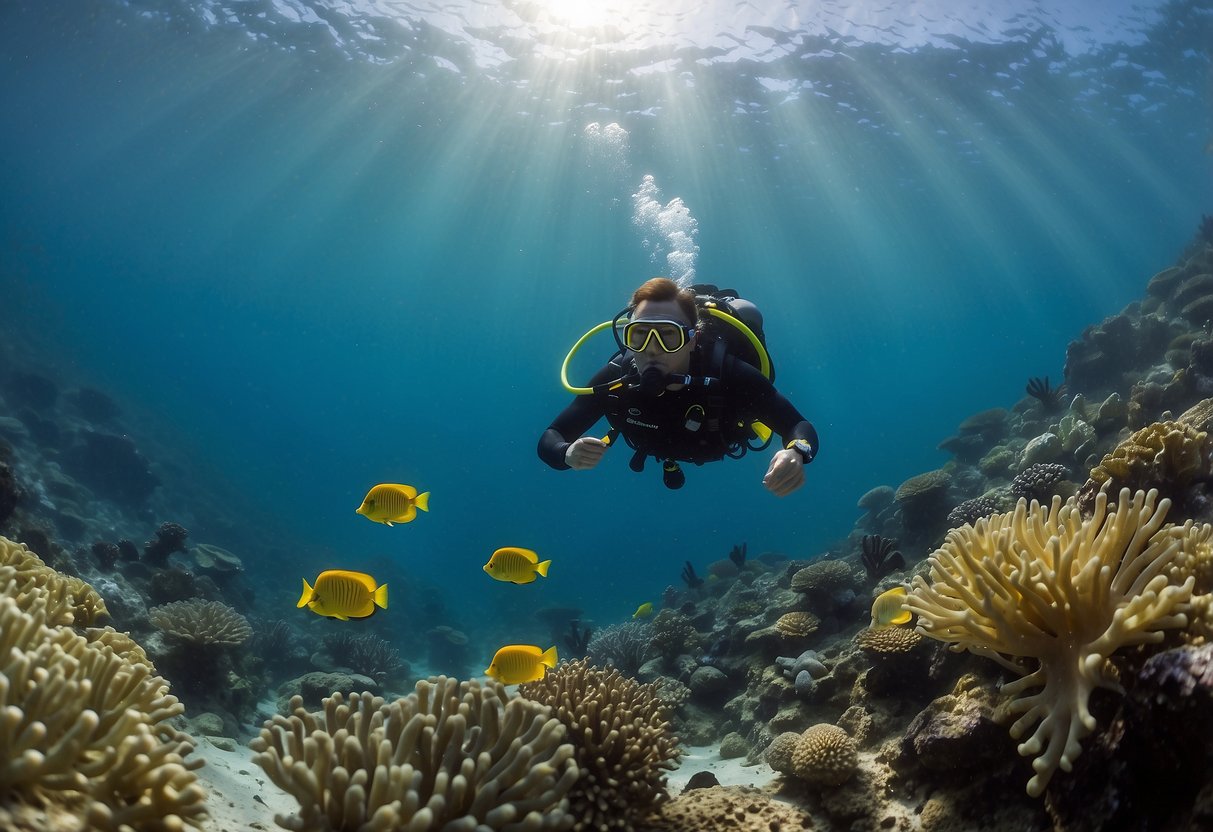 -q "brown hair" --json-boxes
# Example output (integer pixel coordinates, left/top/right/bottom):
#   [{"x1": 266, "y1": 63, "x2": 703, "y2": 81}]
[{"x1": 629, "y1": 277, "x2": 698, "y2": 325}]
